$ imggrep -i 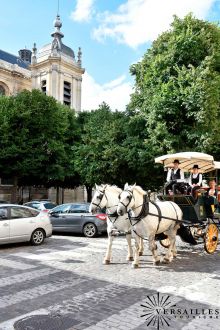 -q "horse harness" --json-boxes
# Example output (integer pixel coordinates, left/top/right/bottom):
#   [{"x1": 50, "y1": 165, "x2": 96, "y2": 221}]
[
  {"x1": 128, "y1": 194, "x2": 163, "y2": 232},
  {"x1": 92, "y1": 188, "x2": 131, "y2": 236},
  {"x1": 127, "y1": 193, "x2": 186, "y2": 228}
]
